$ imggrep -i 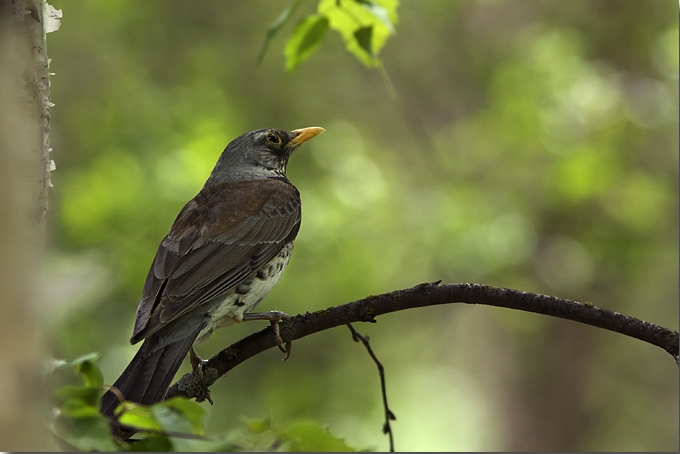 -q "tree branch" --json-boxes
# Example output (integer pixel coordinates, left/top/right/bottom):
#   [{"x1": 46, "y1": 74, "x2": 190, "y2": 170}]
[{"x1": 166, "y1": 282, "x2": 679, "y2": 400}]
